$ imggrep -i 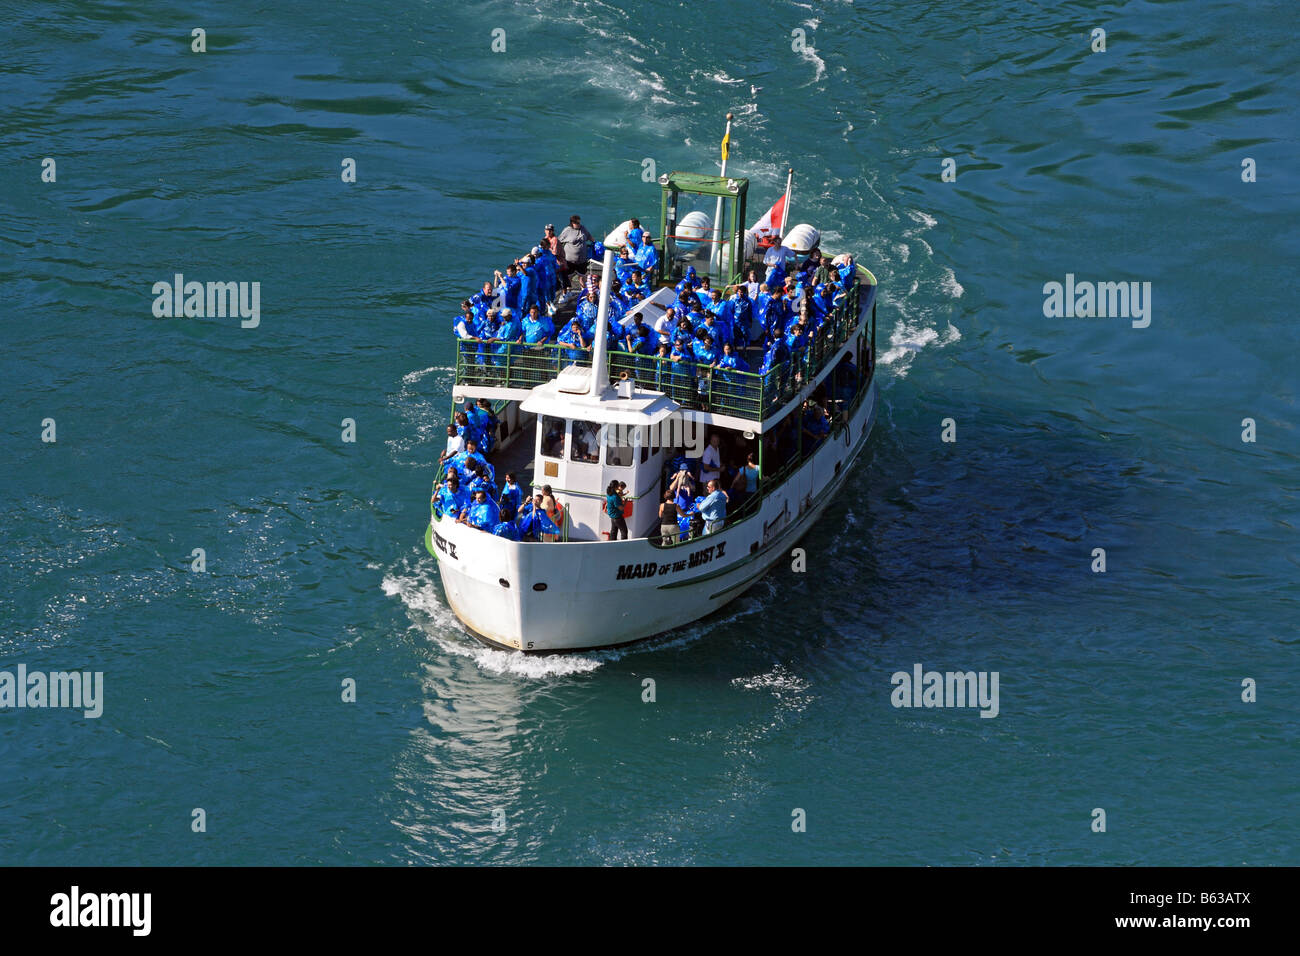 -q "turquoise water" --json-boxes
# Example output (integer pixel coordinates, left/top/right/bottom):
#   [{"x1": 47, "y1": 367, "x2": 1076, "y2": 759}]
[{"x1": 1, "y1": 0, "x2": 1296, "y2": 865}]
